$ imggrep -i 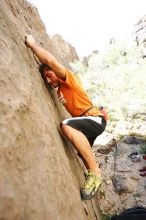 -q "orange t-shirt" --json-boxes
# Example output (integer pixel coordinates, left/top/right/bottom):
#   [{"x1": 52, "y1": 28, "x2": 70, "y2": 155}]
[{"x1": 57, "y1": 68, "x2": 102, "y2": 117}]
